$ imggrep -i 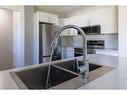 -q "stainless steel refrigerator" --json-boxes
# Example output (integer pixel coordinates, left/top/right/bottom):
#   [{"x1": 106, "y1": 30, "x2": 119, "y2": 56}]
[{"x1": 39, "y1": 22, "x2": 61, "y2": 63}]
